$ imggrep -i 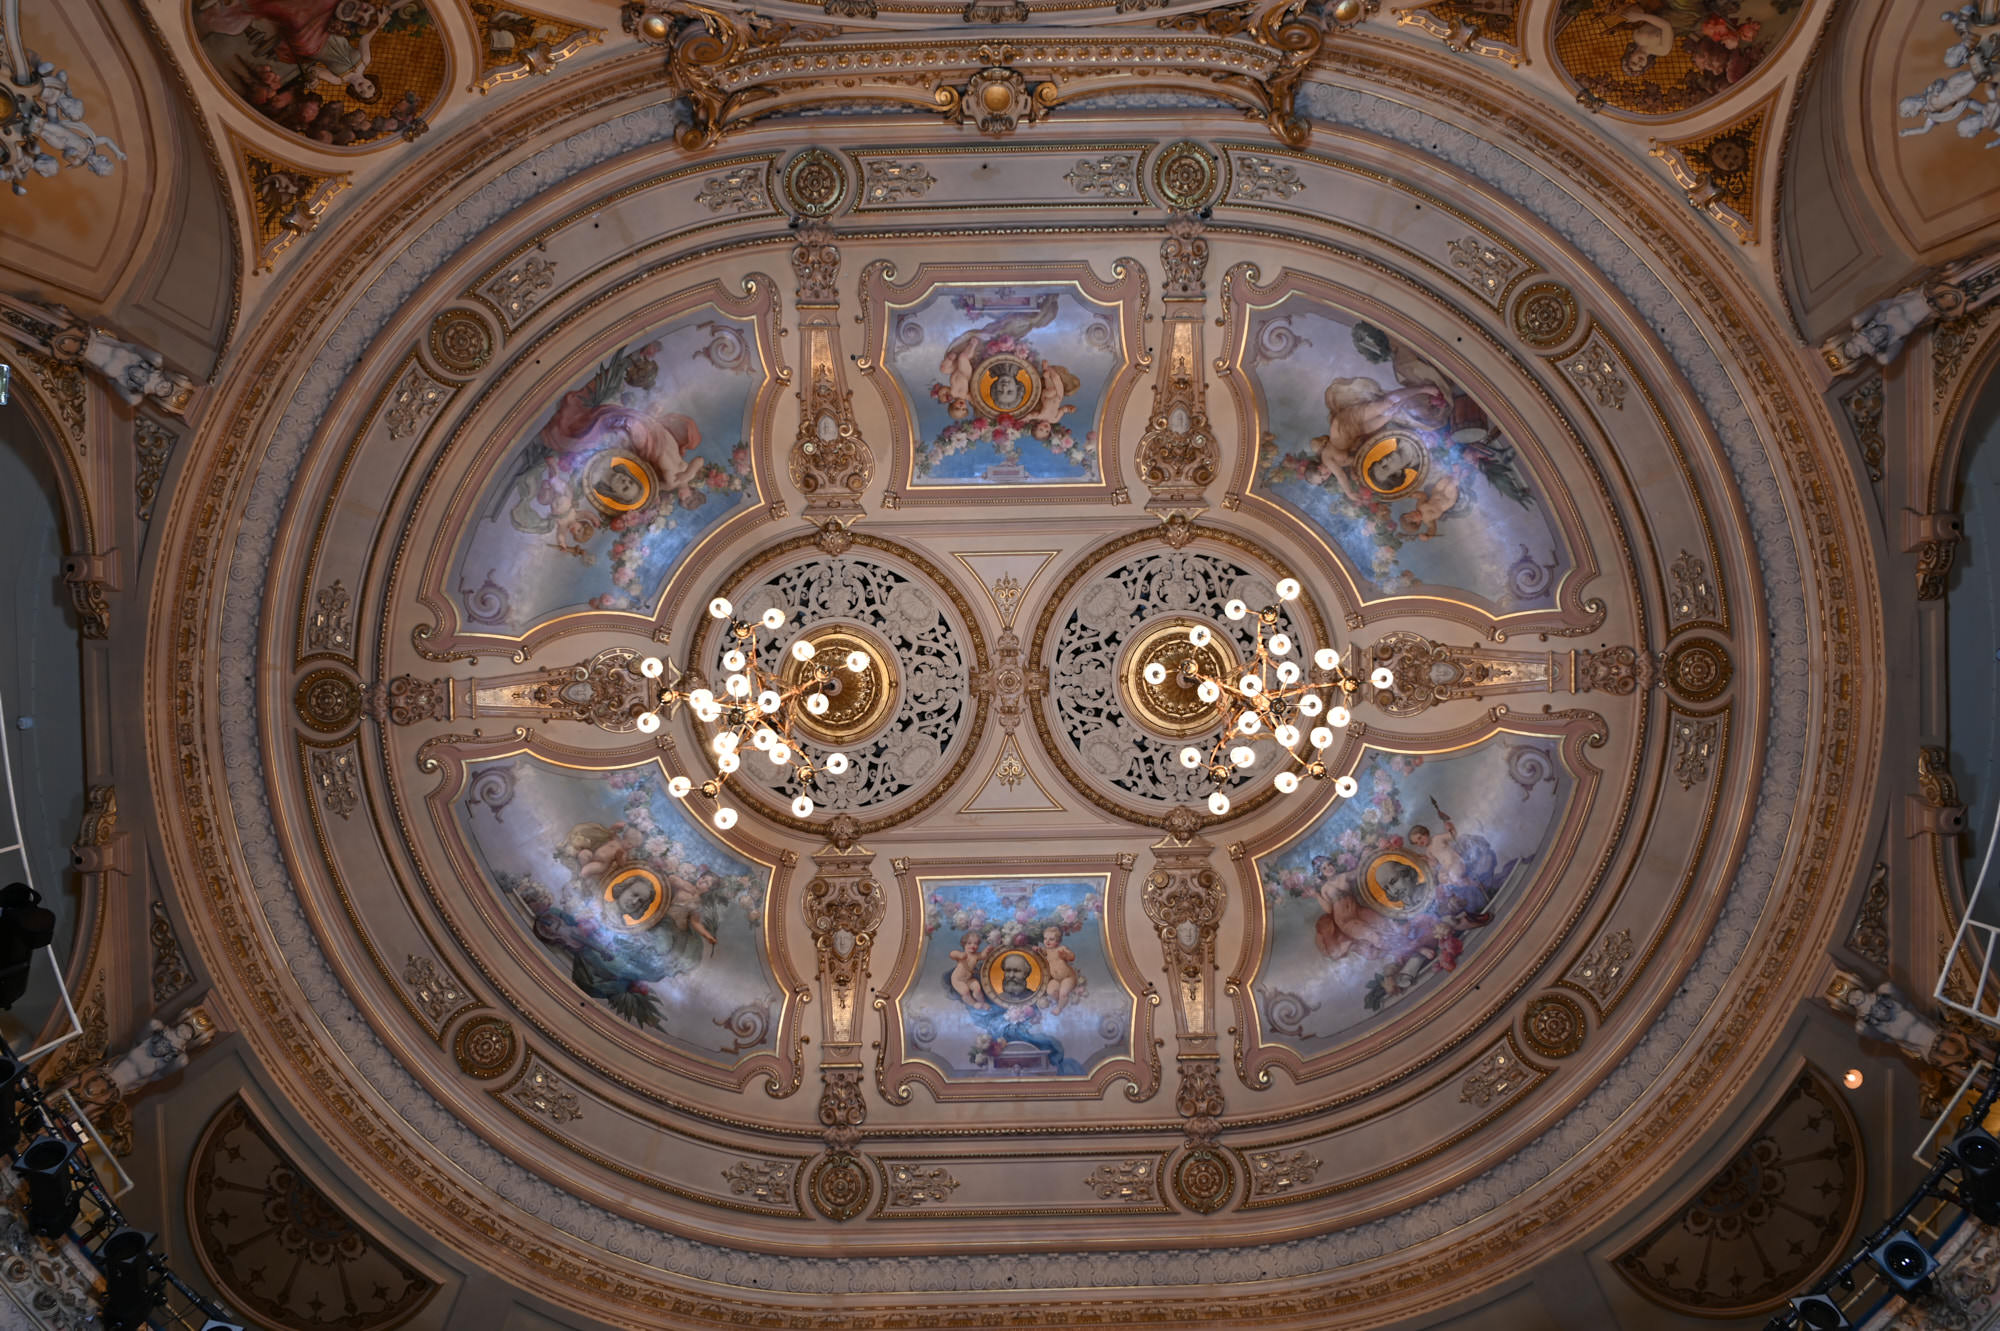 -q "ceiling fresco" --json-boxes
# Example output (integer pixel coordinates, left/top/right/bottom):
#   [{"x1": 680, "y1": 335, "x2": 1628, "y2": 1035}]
[{"x1": 138, "y1": 20, "x2": 1878, "y2": 1314}]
